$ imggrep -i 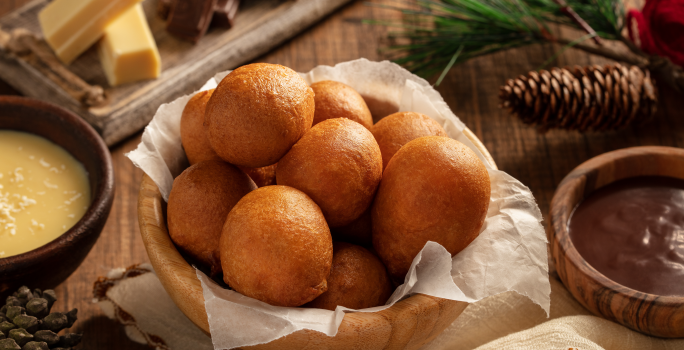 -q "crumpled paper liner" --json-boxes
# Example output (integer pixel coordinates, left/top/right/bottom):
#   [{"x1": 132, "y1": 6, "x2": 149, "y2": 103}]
[
  {"x1": 93, "y1": 264, "x2": 213, "y2": 350},
  {"x1": 126, "y1": 58, "x2": 550, "y2": 350}
]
